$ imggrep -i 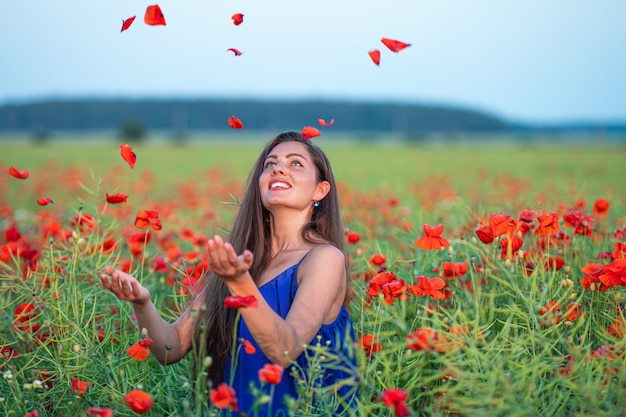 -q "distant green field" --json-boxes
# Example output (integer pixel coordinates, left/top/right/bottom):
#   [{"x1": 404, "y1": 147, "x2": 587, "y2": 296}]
[{"x1": 2, "y1": 136, "x2": 625, "y2": 212}]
